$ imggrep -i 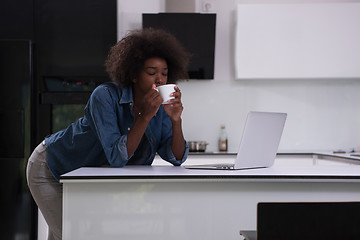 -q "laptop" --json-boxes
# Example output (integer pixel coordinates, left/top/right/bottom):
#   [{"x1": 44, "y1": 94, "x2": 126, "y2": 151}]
[
  {"x1": 255, "y1": 202, "x2": 360, "y2": 240},
  {"x1": 184, "y1": 111, "x2": 287, "y2": 170}
]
